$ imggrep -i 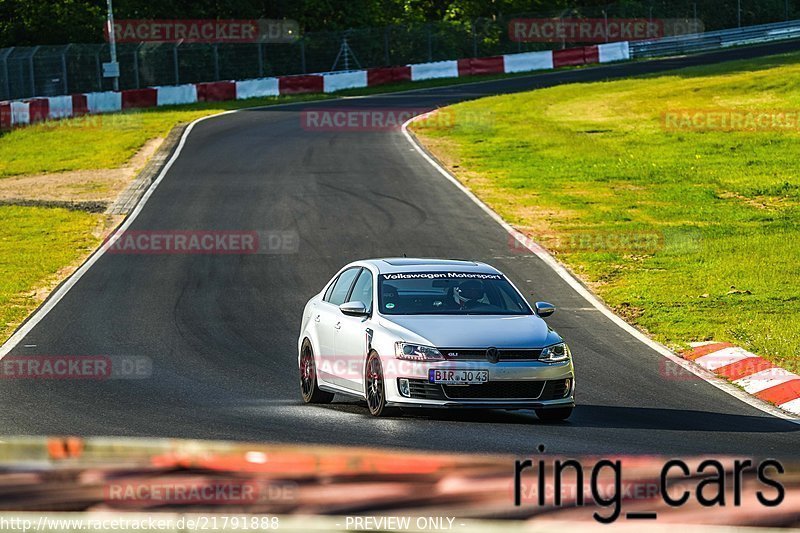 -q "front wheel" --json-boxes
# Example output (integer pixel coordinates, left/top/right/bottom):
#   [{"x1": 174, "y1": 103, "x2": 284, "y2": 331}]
[
  {"x1": 300, "y1": 343, "x2": 334, "y2": 404},
  {"x1": 535, "y1": 407, "x2": 573, "y2": 422},
  {"x1": 365, "y1": 352, "x2": 390, "y2": 417}
]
